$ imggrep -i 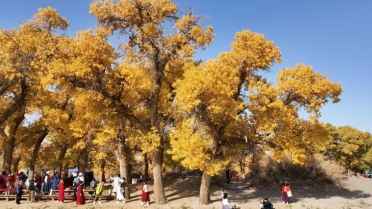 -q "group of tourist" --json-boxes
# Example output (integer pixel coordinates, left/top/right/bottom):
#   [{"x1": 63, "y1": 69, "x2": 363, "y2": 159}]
[
  {"x1": 0, "y1": 170, "x2": 89, "y2": 205},
  {"x1": 2, "y1": 170, "x2": 293, "y2": 208},
  {"x1": 0, "y1": 171, "x2": 25, "y2": 192},
  {"x1": 0, "y1": 170, "x2": 152, "y2": 206}
]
